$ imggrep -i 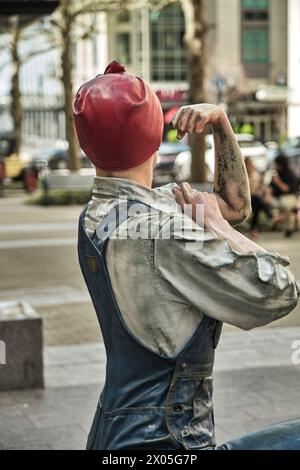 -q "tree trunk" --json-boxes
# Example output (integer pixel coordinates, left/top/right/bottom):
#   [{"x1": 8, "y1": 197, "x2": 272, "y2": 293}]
[
  {"x1": 10, "y1": 20, "x2": 22, "y2": 155},
  {"x1": 60, "y1": 0, "x2": 80, "y2": 171},
  {"x1": 181, "y1": 0, "x2": 207, "y2": 183}
]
